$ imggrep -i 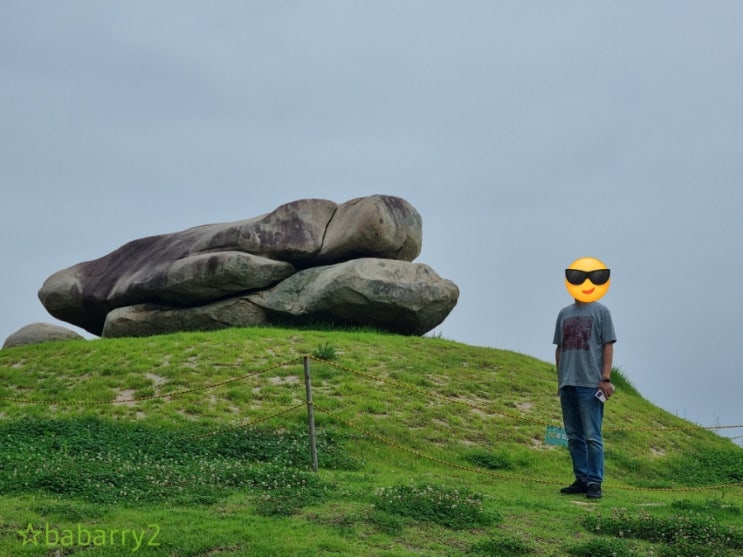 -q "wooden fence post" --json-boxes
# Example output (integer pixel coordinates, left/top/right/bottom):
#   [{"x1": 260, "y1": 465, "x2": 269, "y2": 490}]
[{"x1": 303, "y1": 355, "x2": 319, "y2": 473}]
